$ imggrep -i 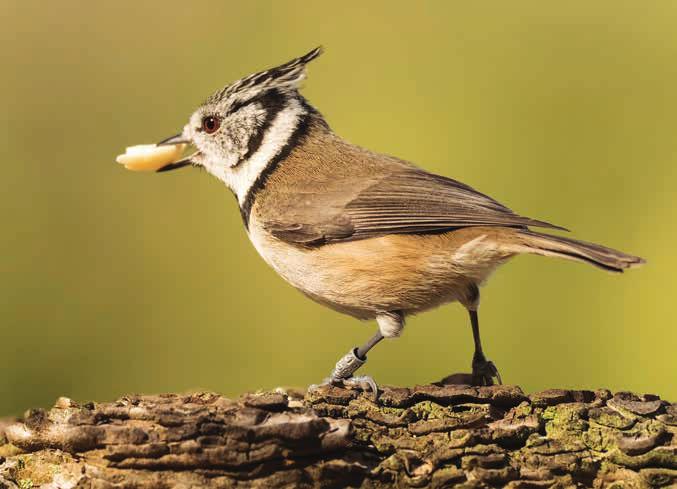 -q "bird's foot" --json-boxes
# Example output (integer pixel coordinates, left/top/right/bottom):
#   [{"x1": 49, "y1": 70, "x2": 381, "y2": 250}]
[
  {"x1": 337, "y1": 375, "x2": 379, "y2": 398},
  {"x1": 309, "y1": 375, "x2": 379, "y2": 400},
  {"x1": 308, "y1": 348, "x2": 379, "y2": 400},
  {"x1": 472, "y1": 355, "x2": 502, "y2": 386}
]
